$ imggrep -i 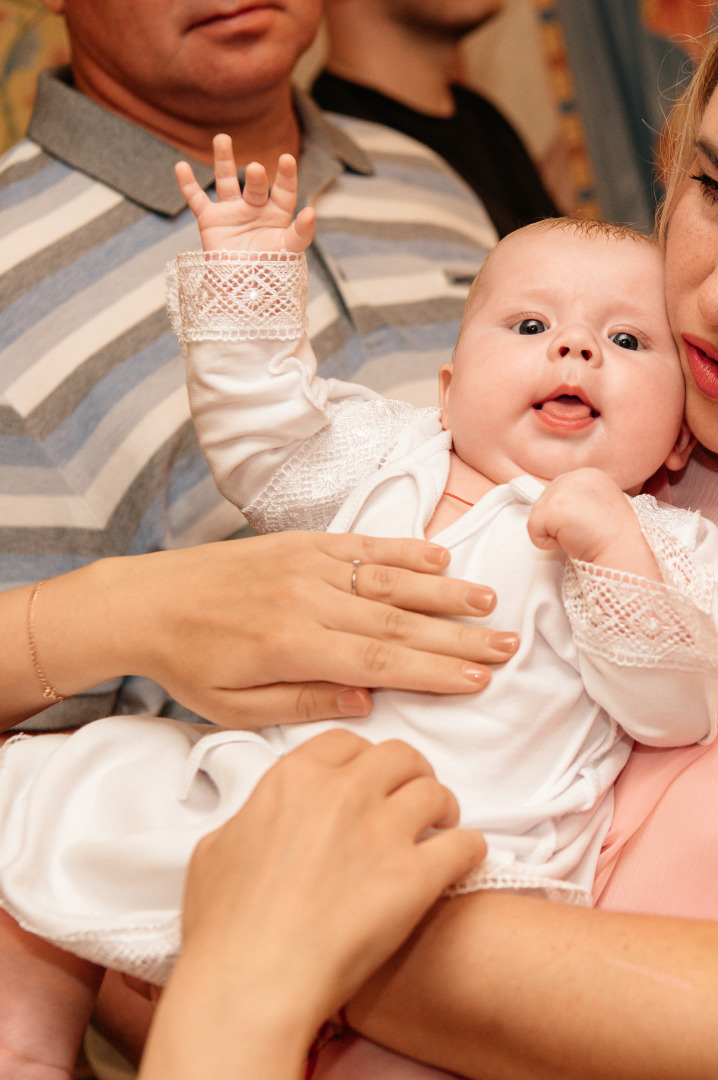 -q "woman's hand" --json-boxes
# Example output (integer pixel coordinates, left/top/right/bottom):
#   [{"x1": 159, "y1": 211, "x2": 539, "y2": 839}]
[
  {"x1": 2, "y1": 531, "x2": 518, "y2": 730},
  {"x1": 138, "y1": 731, "x2": 486, "y2": 1080}
]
